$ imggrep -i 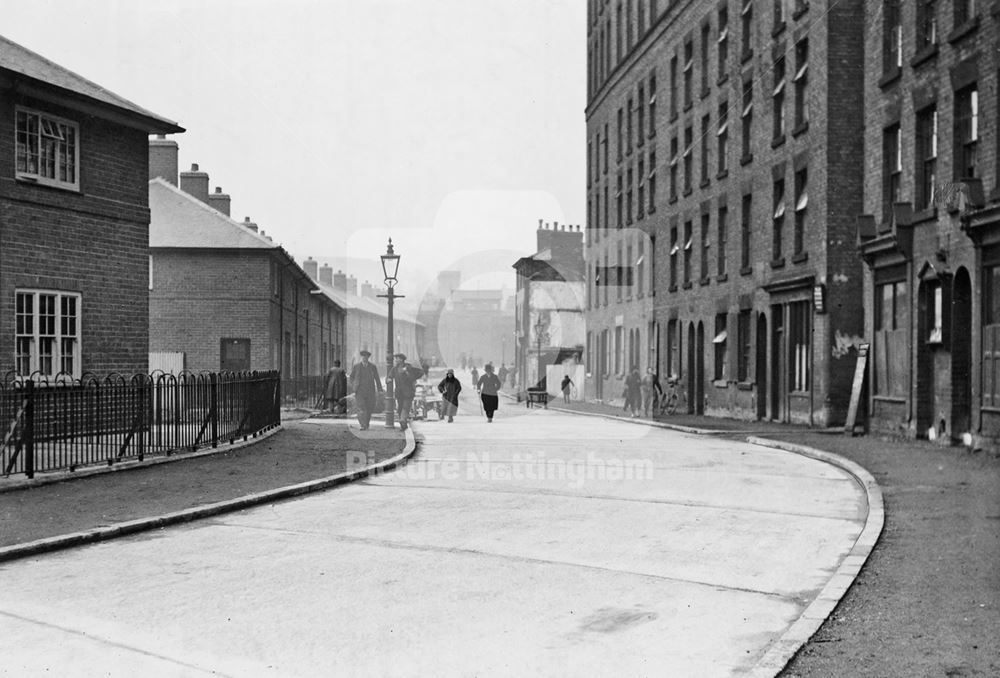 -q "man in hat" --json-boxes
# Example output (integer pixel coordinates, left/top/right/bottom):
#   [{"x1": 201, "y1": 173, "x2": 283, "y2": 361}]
[
  {"x1": 349, "y1": 350, "x2": 383, "y2": 430},
  {"x1": 387, "y1": 352, "x2": 421, "y2": 430}
]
